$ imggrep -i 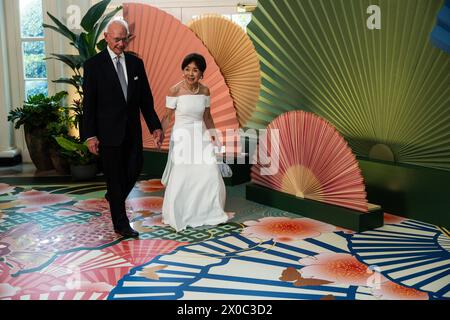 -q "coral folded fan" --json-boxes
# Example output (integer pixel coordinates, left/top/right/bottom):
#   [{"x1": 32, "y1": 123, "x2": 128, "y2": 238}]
[
  {"x1": 123, "y1": 3, "x2": 240, "y2": 150},
  {"x1": 251, "y1": 110, "x2": 370, "y2": 213}
]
